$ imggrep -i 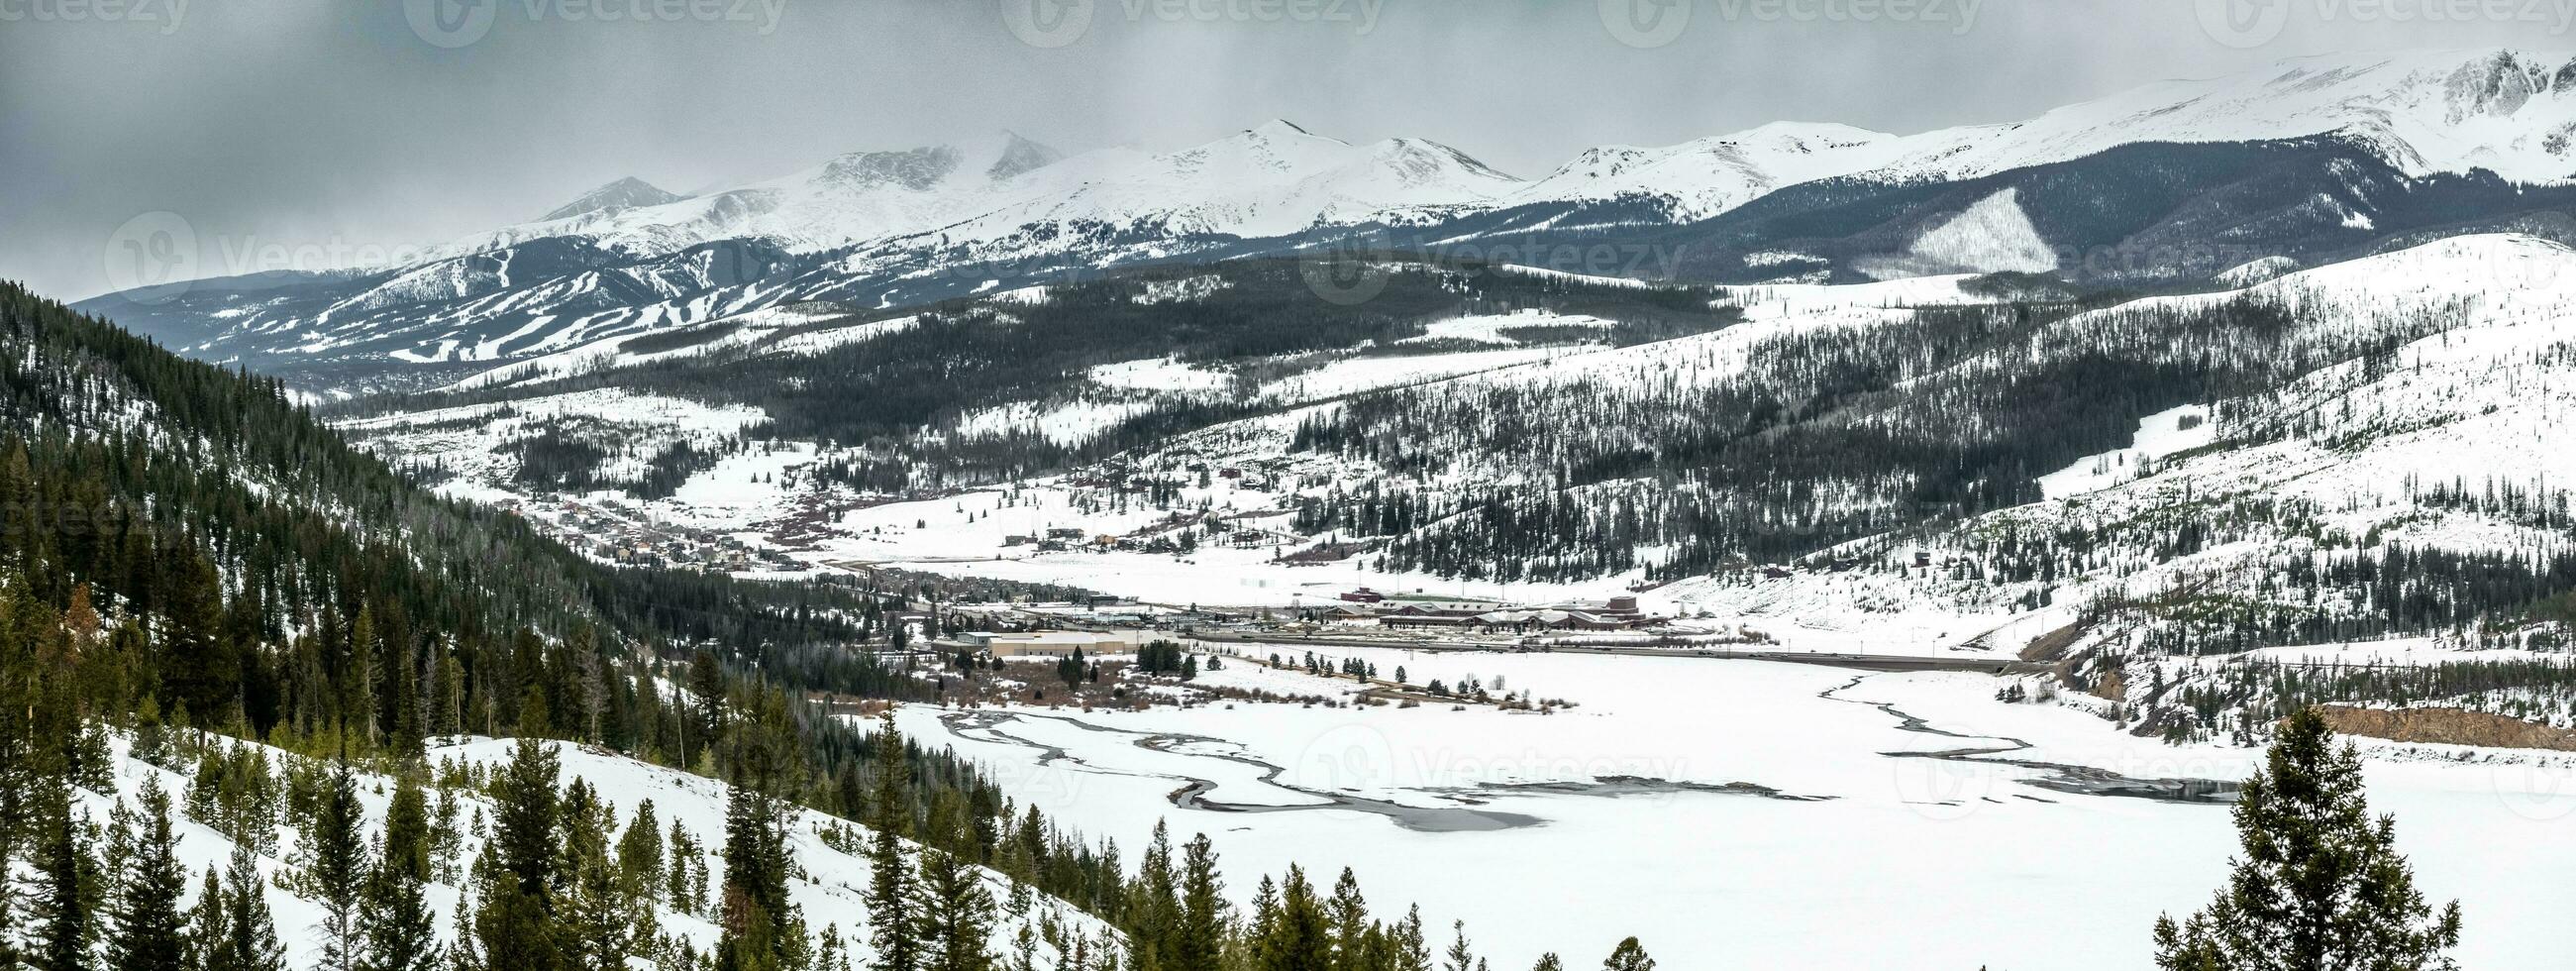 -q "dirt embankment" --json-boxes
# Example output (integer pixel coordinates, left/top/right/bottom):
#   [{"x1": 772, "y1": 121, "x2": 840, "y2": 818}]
[{"x1": 2310, "y1": 704, "x2": 2576, "y2": 751}]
